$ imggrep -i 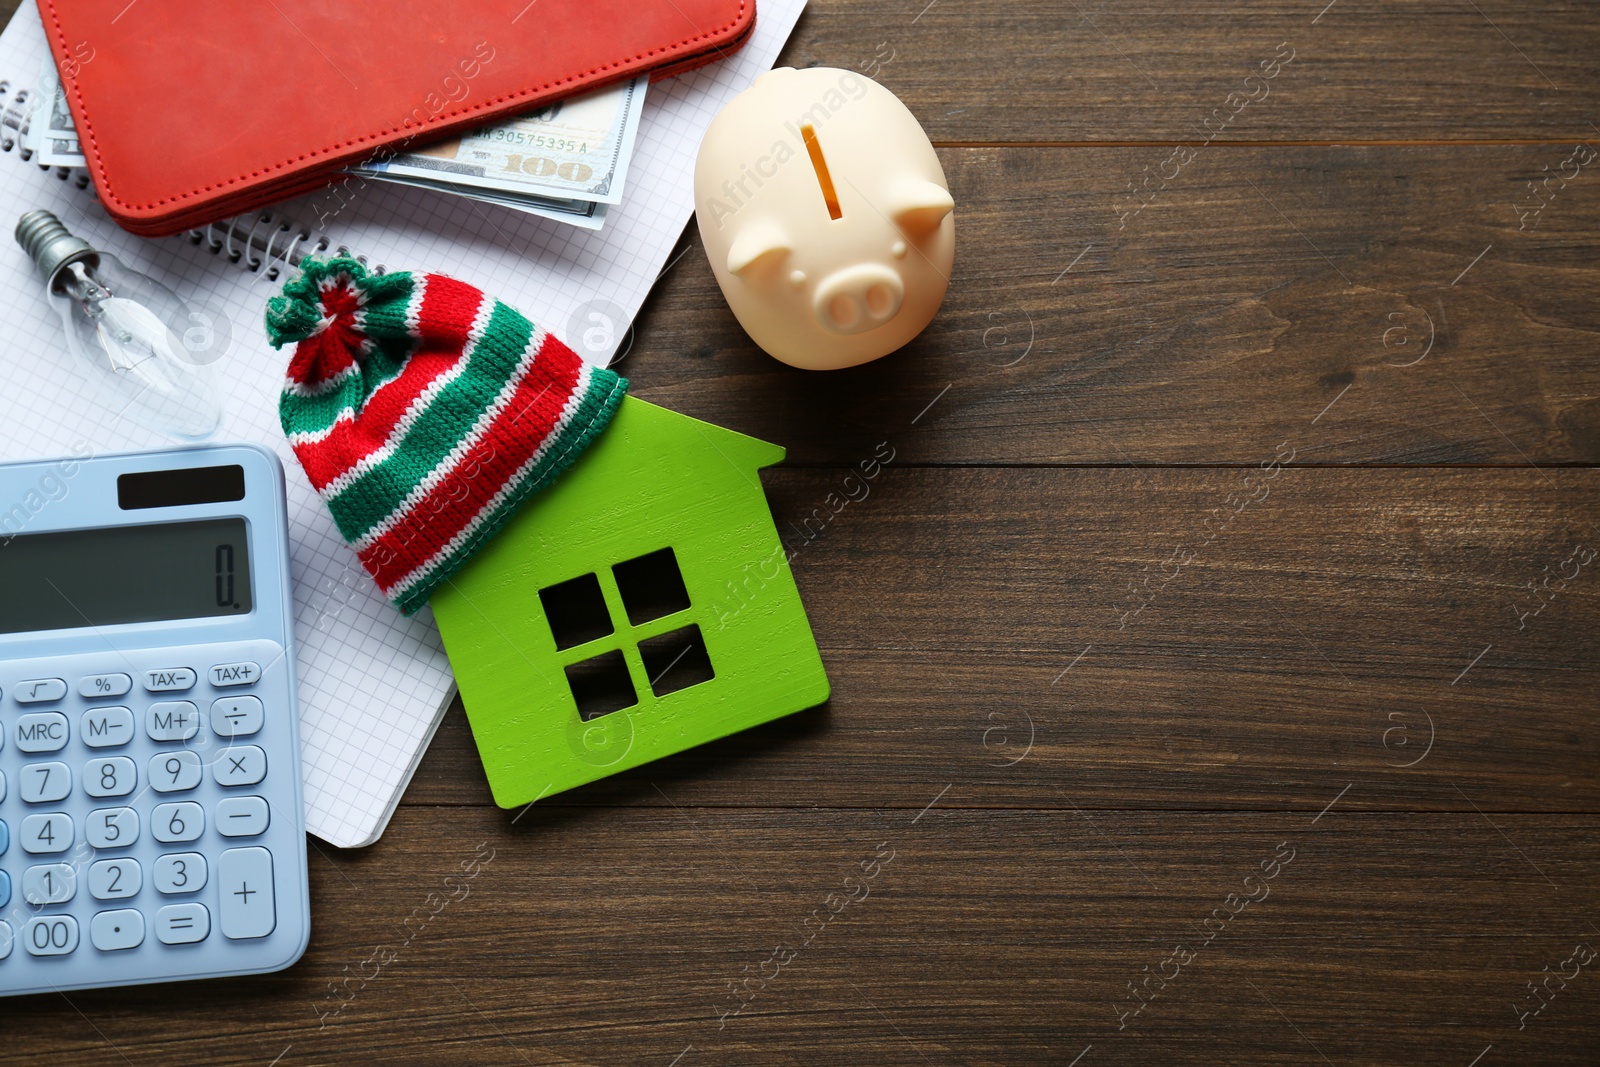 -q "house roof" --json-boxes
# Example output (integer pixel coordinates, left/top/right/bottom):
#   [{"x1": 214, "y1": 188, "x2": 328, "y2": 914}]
[{"x1": 618, "y1": 396, "x2": 787, "y2": 473}]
